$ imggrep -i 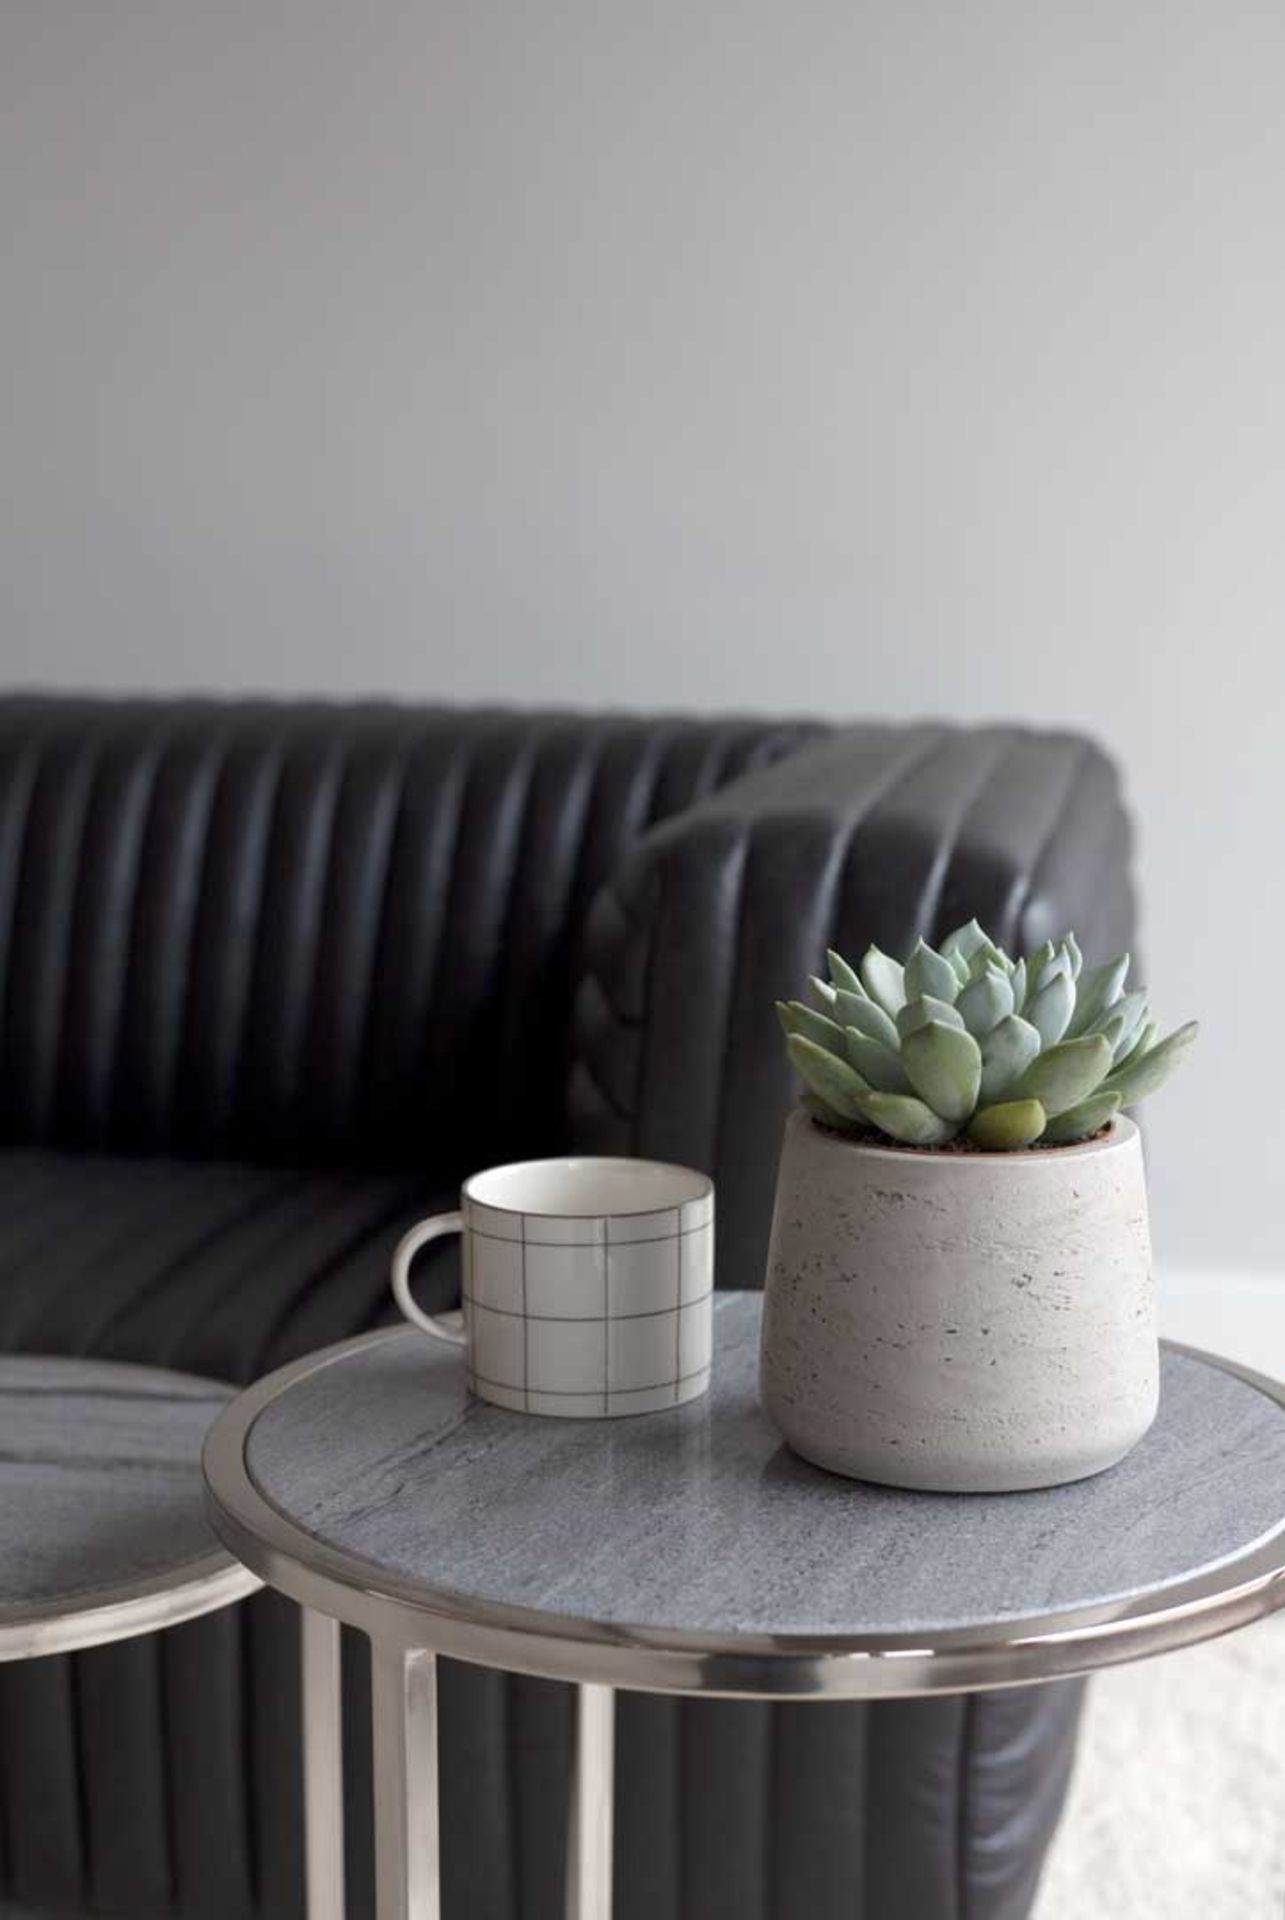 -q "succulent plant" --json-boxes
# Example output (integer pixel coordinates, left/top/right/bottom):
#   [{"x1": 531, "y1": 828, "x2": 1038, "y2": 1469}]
[{"x1": 776, "y1": 920, "x2": 1196, "y2": 1151}]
